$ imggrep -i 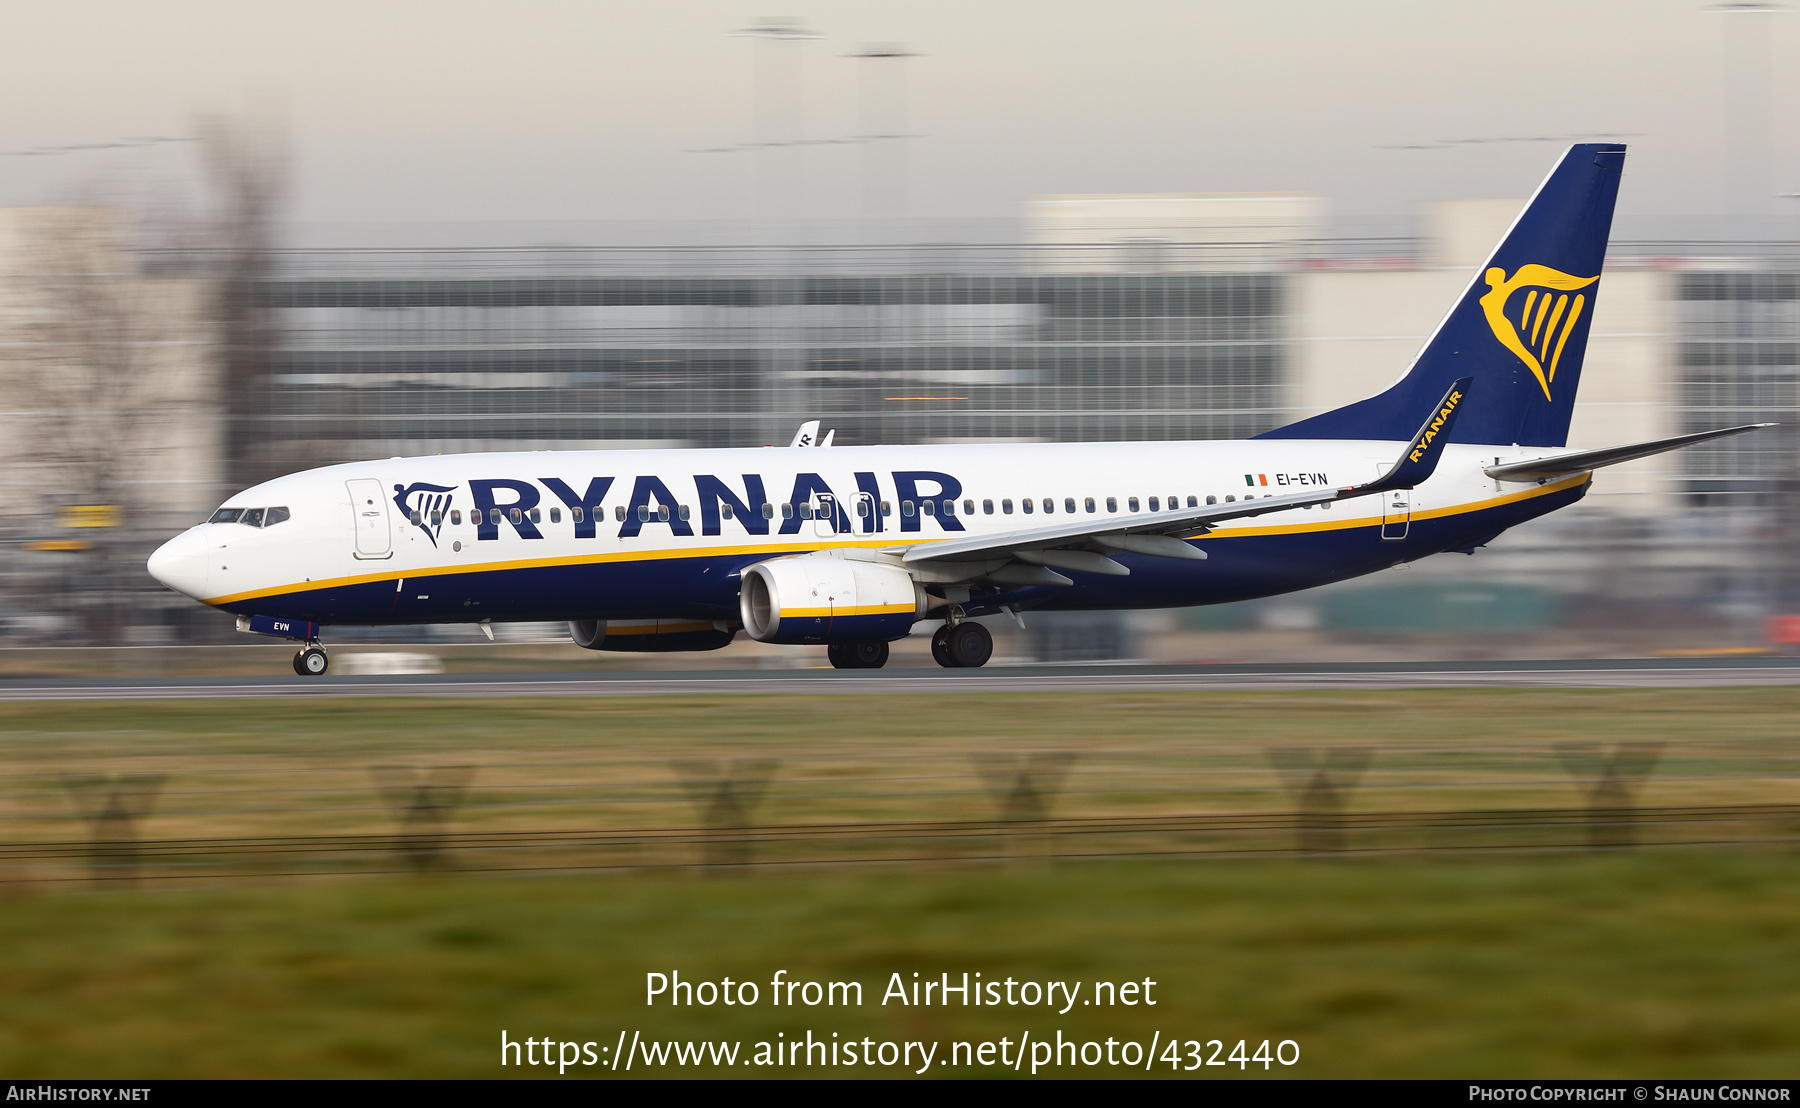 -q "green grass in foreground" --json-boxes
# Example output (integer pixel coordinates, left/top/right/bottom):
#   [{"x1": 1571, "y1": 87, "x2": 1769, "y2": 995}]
[{"x1": 0, "y1": 850, "x2": 1797, "y2": 1078}]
